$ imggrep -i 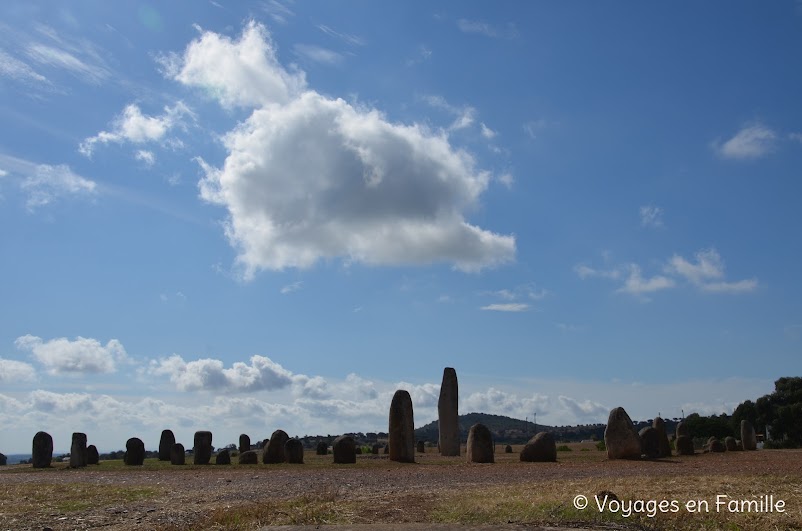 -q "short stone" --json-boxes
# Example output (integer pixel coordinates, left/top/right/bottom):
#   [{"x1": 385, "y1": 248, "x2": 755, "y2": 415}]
[
  {"x1": 124, "y1": 438, "x2": 145, "y2": 466},
  {"x1": 332, "y1": 435, "x2": 356, "y2": 464},
  {"x1": 604, "y1": 407, "x2": 641, "y2": 460},
  {"x1": 87, "y1": 445, "x2": 99, "y2": 465},
  {"x1": 263, "y1": 430, "x2": 289, "y2": 464},
  {"x1": 316, "y1": 441, "x2": 328, "y2": 455},
  {"x1": 171, "y1": 443, "x2": 185, "y2": 465},
  {"x1": 639, "y1": 427, "x2": 660, "y2": 459},
  {"x1": 159, "y1": 430, "x2": 175, "y2": 461},
  {"x1": 741, "y1": 420, "x2": 757, "y2": 451},
  {"x1": 416, "y1": 441, "x2": 425, "y2": 453},
  {"x1": 239, "y1": 434, "x2": 251, "y2": 454},
  {"x1": 238, "y1": 450, "x2": 258, "y2": 464},
  {"x1": 466, "y1": 423, "x2": 494, "y2": 463},
  {"x1": 520, "y1": 432, "x2": 557, "y2": 462},
  {"x1": 194, "y1": 431, "x2": 213, "y2": 465},
  {"x1": 32, "y1": 431, "x2": 53, "y2": 468},
  {"x1": 675, "y1": 435, "x2": 694, "y2": 455},
  {"x1": 505, "y1": 445, "x2": 513, "y2": 454},
  {"x1": 215, "y1": 449, "x2": 231, "y2": 465},
  {"x1": 285, "y1": 439, "x2": 304, "y2": 464},
  {"x1": 724, "y1": 436, "x2": 739, "y2": 451},
  {"x1": 652, "y1": 417, "x2": 671, "y2": 458}
]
